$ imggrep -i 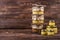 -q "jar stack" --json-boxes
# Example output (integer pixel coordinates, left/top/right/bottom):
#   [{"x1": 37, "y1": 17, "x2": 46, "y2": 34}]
[
  {"x1": 41, "y1": 20, "x2": 58, "y2": 36},
  {"x1": 46, "y1": 20, "x2": 58, "y2": 35},
  {"x1": 32, "y1": 4, "x2": 45, "y2": 34}
]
